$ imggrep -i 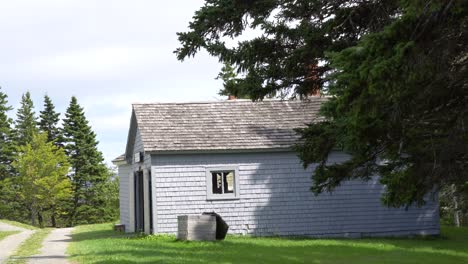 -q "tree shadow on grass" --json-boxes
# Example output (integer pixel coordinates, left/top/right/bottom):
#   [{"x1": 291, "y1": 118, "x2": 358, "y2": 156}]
[
  {"x1": 71, "y1": 228, "x2": 144, "y2": 242},
  {"x1": 356, "y1": 230, "x2": 468, "y2": 254},
  {"x1": 69, "y1": 232, "x2": 468, "y2": 264}
]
